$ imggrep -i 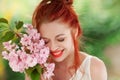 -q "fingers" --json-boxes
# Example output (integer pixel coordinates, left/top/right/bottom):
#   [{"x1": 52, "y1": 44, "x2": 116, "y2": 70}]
[
  {"x1": 40, "y1": 75, "x2": 45, "y2": 80},
  {"x1": 25, "y1": 73, "x2": 31, "y2": 80},
  {"x1": 40, "y1": 75, "x2": 53, "y2": 80},
  {"x1": 25, "y1": 73, "x2": 53, "y2": 80}
]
